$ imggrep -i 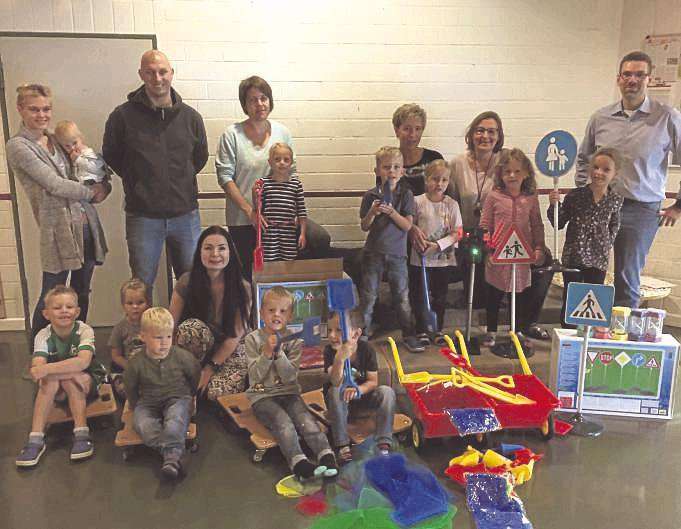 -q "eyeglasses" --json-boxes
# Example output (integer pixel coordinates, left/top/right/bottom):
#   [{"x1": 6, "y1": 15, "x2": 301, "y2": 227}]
[
  {"x1": 25, "y1": 106, "x2": 51, "y2": 114},
  {"x1": 620, "y1": 71, "x2": 649, "y2": 80},
  {"x1": 473, "y1": 127, "x2": 498, "y2": 136}
]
